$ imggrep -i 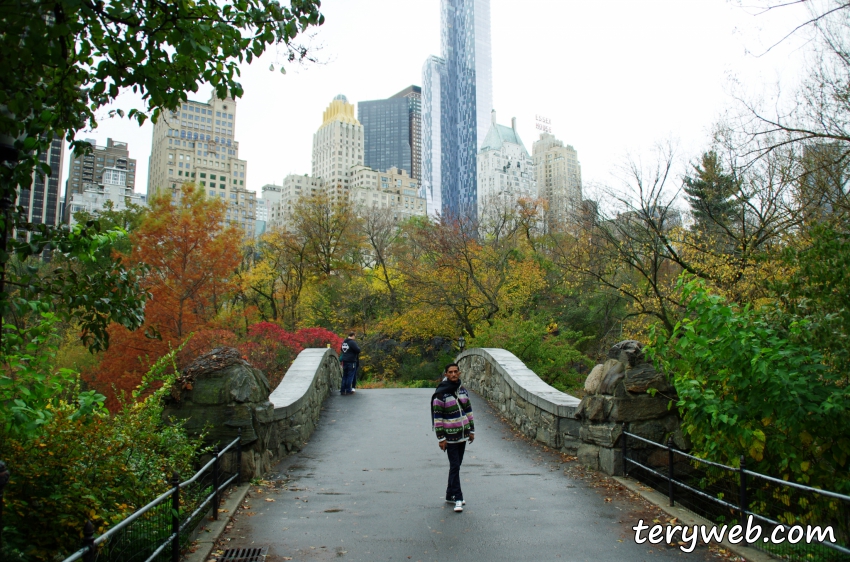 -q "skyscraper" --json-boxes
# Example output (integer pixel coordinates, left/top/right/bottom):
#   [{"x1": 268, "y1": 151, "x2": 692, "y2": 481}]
[
  {"x1": 148, "y1": 92, "x2": 254, "y2": 236},
  {"x1": 532, "y1": 132, "x2": 582, "y2": 231},
  {"x1": 64, "y1": 138, "x2": 136, "y2": 223},
  {"x1": 422, "y1": 0, "x2": 493, "y2": 221},
  {"x1": 18, "y1": 137, "x2": 64, "y2": 231},
  {"x1": 421, "y1": 56, "x2": 444, "y2": 219},
  {"x1": 359, "y1": 96, "x2": 411, "y2": 178},
  {"x1": 477, "y1": 111, "x2": 536, "y2": 225},
  {"x1": 358, "y1": 86, "x2": 421, "y2": 181},
  {"x1": 312, "y1": 95, "x2": 364, "y2": 205},
  {"x1": 391, "y1": 85, "x2": 422, "y2": 181}
]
